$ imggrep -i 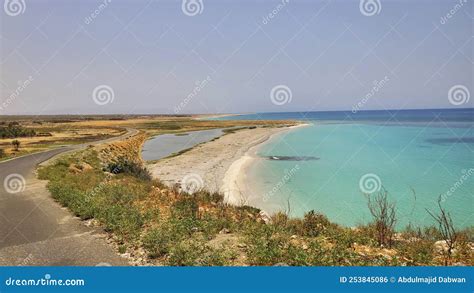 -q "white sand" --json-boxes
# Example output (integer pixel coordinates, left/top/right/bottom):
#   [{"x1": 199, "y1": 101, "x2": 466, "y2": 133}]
[
  {"x1": 148, "y1": 124, "x2": 310, "y2": 206},
  {"x1": 221, "y1": 123, "x2": 310, "y2": 206},
  {"x1": 220, "y1": 153, "x2": 254, "y2": 205}
]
